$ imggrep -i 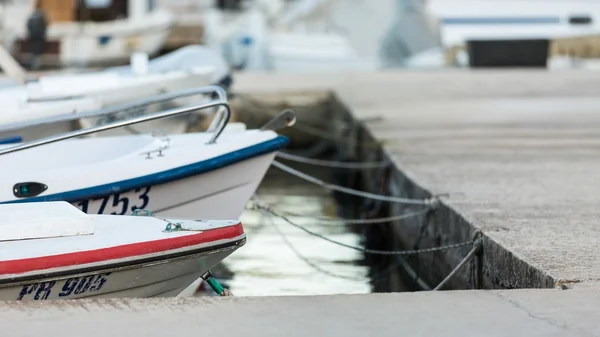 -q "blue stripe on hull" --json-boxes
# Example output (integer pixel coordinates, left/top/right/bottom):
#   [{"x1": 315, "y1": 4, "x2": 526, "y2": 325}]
[
  {"x1": 0, "y1": 135, "x2": 22, "y2": 145},
  {"x1": 442, "y1": 17, "x2": 561, "y2": 25},
  {"x1": 3, "y1": 135, "x2": 288, "y2": 204}
]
